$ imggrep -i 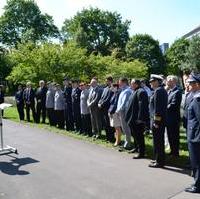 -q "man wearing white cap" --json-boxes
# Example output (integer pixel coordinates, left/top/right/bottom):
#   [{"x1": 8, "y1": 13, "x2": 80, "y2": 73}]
[{"x1": 148, "y1": 74, "x2": 168, "y2": 168}]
